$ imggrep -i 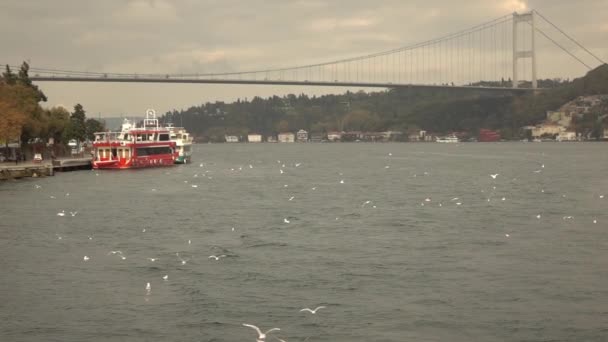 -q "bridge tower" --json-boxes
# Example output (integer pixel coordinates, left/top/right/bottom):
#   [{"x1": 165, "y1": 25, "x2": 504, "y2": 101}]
[{"x1": 512, "y1": 11, "x2": 537, "y2": 89}]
